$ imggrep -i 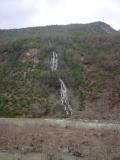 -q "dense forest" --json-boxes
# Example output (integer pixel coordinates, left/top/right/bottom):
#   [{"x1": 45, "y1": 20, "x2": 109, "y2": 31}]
[{"x1": 0, "y1": 21, "x2": 120, "y2": 119}]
